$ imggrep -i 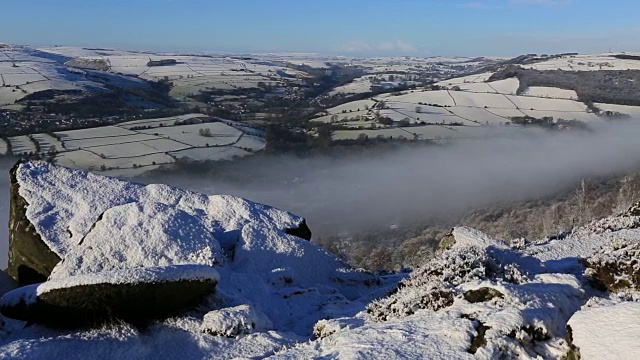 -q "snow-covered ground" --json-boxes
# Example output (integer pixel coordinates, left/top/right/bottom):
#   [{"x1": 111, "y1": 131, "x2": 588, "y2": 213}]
[
  {"x1": 8, "y1": 136, "x2": 36, "y2": 156},
  {"x1": 523, "y1": 86, "x2": 579, "y2": 100},
  {"x1": 521, "y1": 53, "x2": 640, "y2": 71},
  {"x1": 6, "y1": 115, "x2": 265, "y2": 176},
  {"x1": 569, "y1": 302, "x2": 640, "y2": 360},
  {"x1": 315, "y1": 84, "x2": 606, "y2": 140},
  {"x1": 0, "y1": 45, "x2": 157, "y2": 108},
  {"x1": 3, "y1": 163, "x2": 640, "y2": 359},
  {"x1": 0, "y1": 139, "x2": 8, "y2": 155},
  {"x1": 0, "y1": 162, "x2": 639, "y2": 358},
  {"x1": 313, "y1": 57, "x2": 640, "y2": 140}
]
